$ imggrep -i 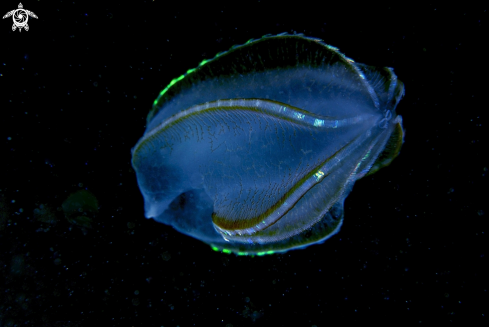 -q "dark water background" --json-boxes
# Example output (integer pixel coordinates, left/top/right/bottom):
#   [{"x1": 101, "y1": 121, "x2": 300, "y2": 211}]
[{"x1": 0, "y1": 2, "x2": 486, "y2": 326}]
